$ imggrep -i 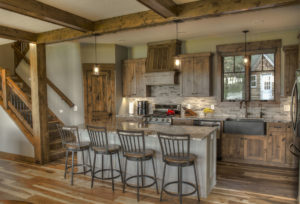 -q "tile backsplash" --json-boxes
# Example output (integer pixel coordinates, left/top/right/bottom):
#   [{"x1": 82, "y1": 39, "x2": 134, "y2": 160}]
[{"x1": 120, "y1": 85, "x2": 291, "y2": 122}]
